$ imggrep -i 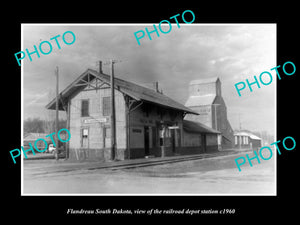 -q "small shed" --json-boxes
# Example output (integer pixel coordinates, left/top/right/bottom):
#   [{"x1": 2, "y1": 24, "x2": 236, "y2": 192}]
[{"x1": 234, "y1": 131, "x2": 262, "y2": 151}]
